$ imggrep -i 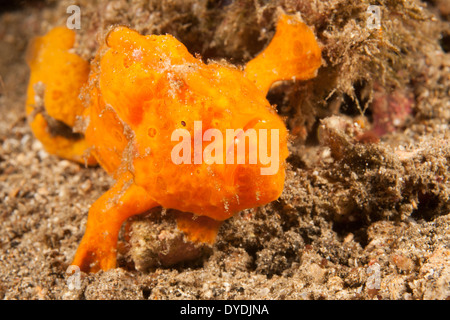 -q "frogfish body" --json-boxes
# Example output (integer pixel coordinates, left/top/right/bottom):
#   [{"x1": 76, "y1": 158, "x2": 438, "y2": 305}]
[{"x1": 26, "y1": 14, "x2": 321, "y2": 272}]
